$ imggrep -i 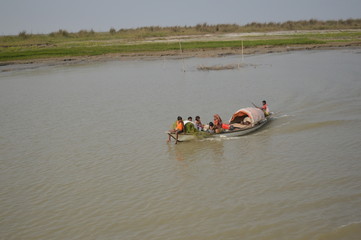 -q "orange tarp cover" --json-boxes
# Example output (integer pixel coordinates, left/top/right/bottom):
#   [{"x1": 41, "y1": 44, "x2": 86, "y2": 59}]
[{"x1": 229, "y1": 107, "x2": 265, "y2": 126}]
